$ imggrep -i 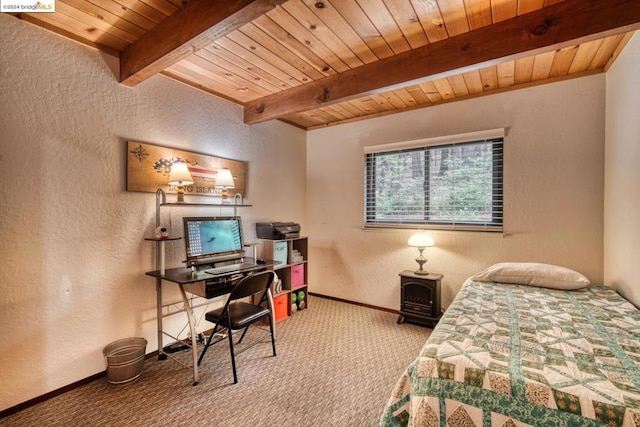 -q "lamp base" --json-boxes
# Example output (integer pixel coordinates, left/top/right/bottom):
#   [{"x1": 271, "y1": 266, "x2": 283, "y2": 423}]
[
  {"x1": 175, "y1": 186, "x2": 185, "y2": 203},
  {"x1": 414, "y1": 249, "x2": 428, "y2": 275}
]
